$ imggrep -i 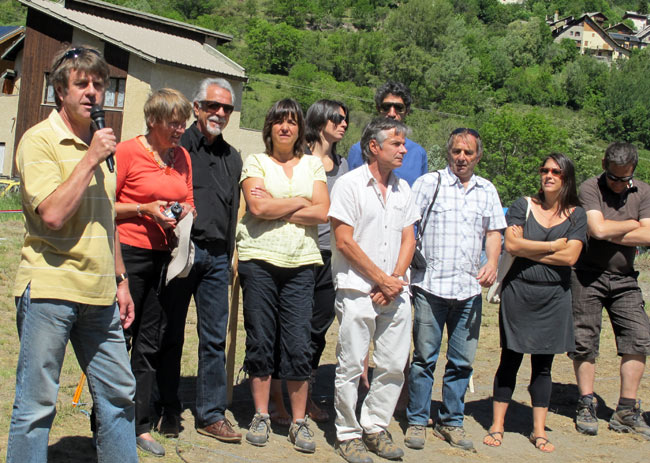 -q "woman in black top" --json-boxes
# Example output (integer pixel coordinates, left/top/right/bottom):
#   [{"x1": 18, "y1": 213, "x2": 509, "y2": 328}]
[{"x1": 483, "y1": 153, "x2": 587, "y2": 452}]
